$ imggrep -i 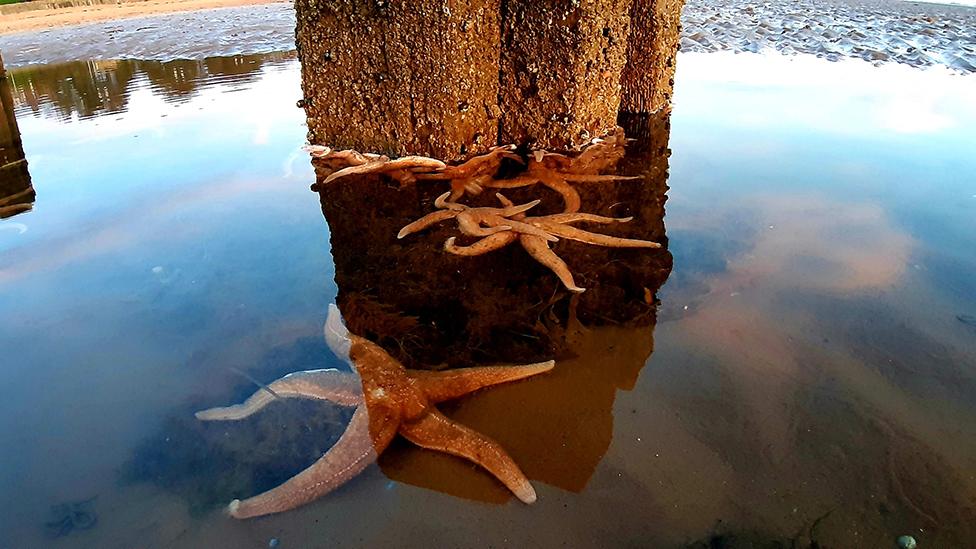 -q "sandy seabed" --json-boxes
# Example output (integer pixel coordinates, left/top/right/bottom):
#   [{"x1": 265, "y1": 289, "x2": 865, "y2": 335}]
[
  {"x1": 0, "y1": 0, "x2": 974, "y2": 73},
  {"x1": 0, "y1": 0, "x2": 286, "y2": 34},
  {"x1": 681, "y1": 0, "x2": 976, "y2": 71}
]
